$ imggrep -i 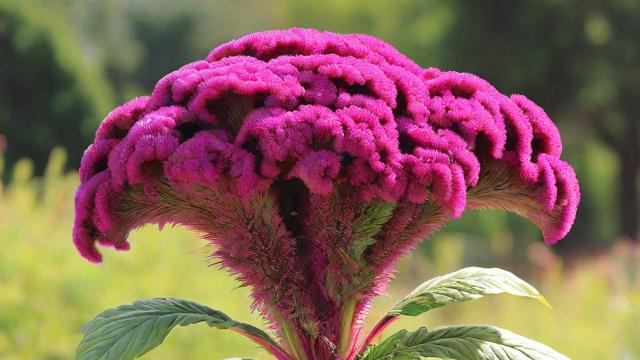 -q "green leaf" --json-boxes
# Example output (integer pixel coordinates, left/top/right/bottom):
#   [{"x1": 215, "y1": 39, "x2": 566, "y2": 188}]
[
  {"x1": 388, "y1": 267, "x2": 551, "y2": 317},
  {"x1": 76, "y1": 298, "x2": 282, "y2": 360},
  {"x1": 350, "y1": 200, "x2": 396, "y2": 262},
  {"x1": 358, "y1": 325, "x2": 570, "y2": 360}
]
